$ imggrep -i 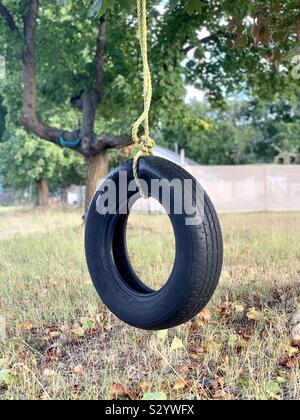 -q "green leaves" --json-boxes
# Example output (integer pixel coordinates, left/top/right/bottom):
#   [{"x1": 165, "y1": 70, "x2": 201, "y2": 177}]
[
  {"x1": 0, "y1": 370, "x2": 14, "y2": 387},
  {"x1": 157, "y1": 329, "x2": 168, "y2": 343},
  {"x1": 57, "y1": 0, "x2": 206, "y2": 18},
  {"x1": 184, "y1": 0, "x2": 204, "y2": 15},
  {"x1": 265, "y1": 380, "x2": 282, "y2": 399}
]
